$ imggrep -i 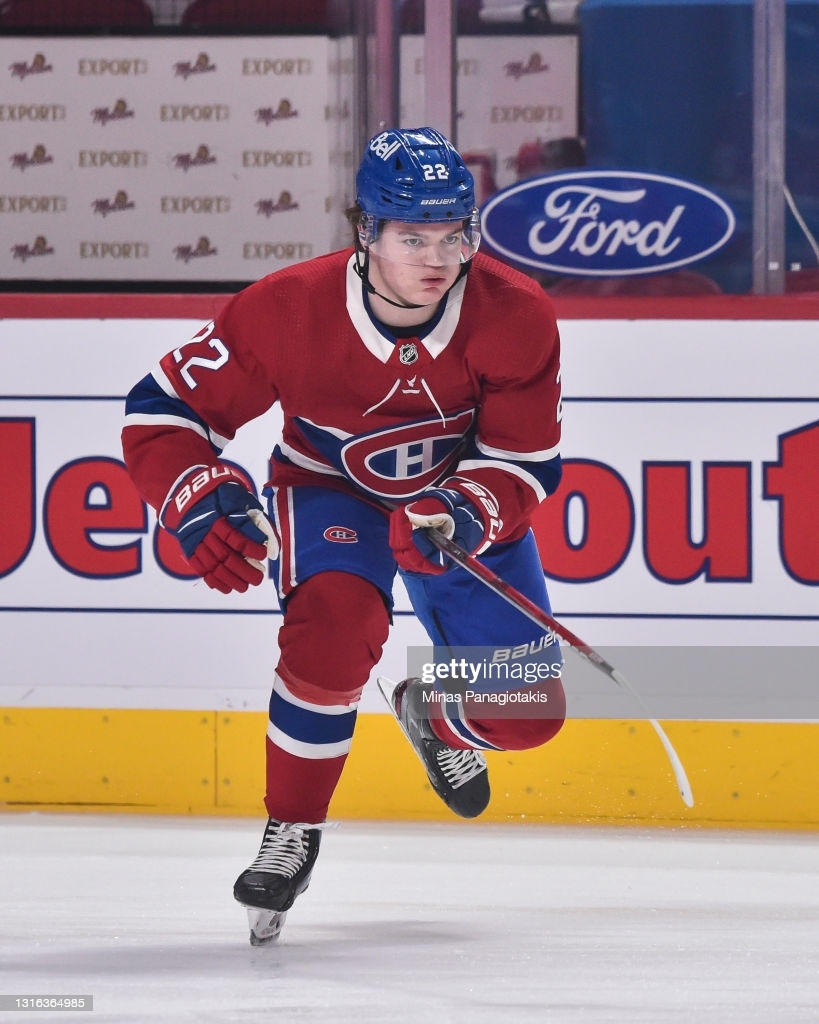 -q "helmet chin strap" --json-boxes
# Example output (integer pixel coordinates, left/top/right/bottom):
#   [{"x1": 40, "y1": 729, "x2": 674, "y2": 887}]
[
  {"x1": 353, "y1": 249, "x2": 470, "y2": 312},
  {"x1": 353, "y1": 249, "x2": 425, "y2": 310}
]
